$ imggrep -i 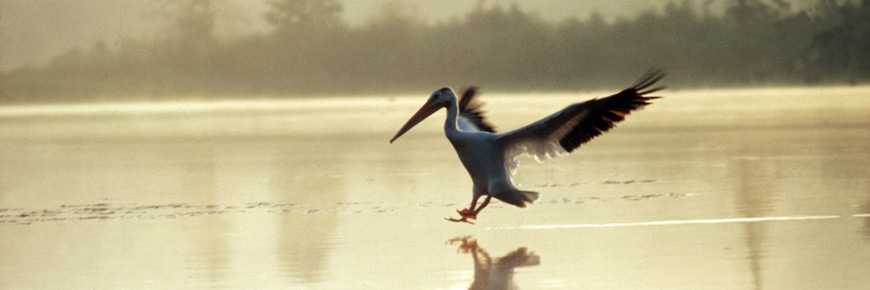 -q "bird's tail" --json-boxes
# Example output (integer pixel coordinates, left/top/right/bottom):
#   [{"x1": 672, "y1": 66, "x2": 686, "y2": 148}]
[{"x1": 494, "y1": 190, "x2": 539, "y2": 208}]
